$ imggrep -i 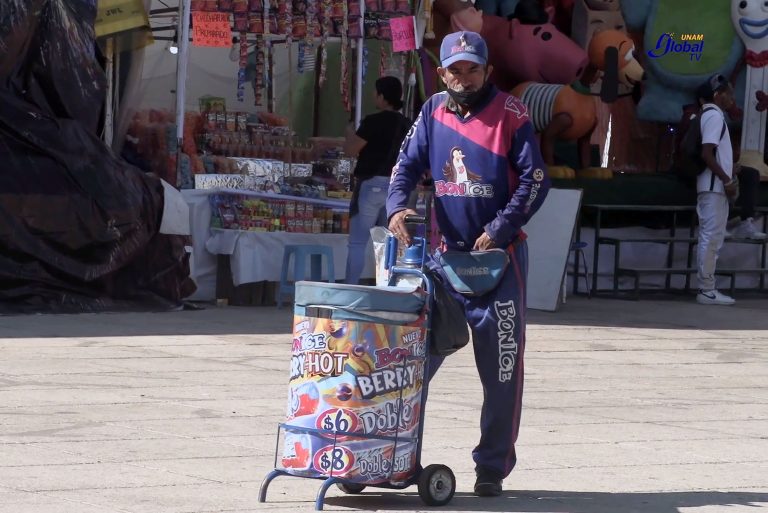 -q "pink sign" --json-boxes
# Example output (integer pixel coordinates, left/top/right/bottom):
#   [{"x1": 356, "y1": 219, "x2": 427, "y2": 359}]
[{"x1": 389, "y1": 16, "x2": 416, "y2": 52}]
